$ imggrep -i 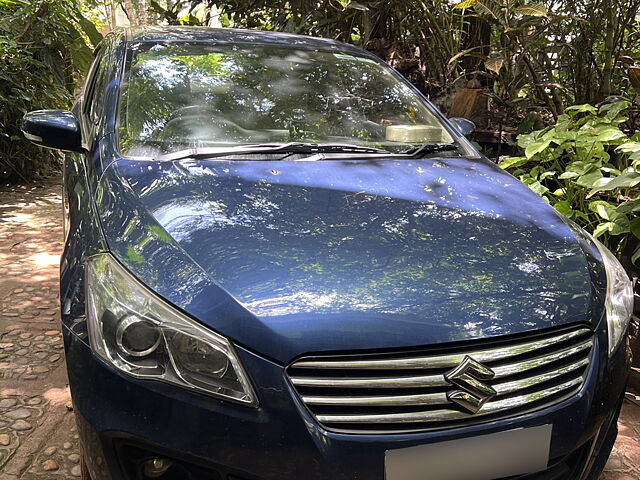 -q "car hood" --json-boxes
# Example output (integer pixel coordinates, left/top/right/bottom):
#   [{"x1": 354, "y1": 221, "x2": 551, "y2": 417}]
[{"x1": 96, "y1": 155, "x2": 604, "y2": 364}]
